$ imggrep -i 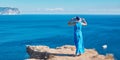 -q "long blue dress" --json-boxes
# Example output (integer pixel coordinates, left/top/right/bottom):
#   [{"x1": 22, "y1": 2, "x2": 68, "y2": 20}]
[{"x1": 74, "y1": 22, "x2": 85, "y2": 55}]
